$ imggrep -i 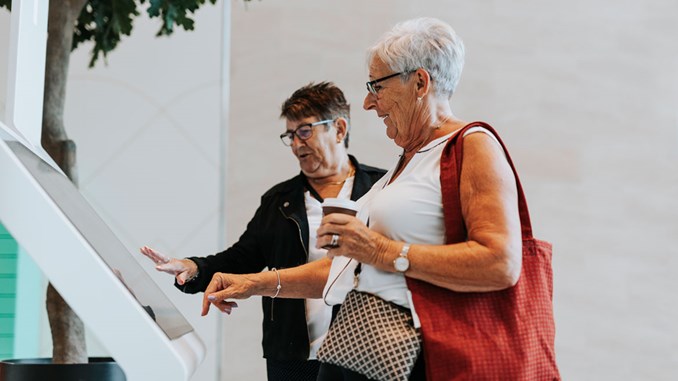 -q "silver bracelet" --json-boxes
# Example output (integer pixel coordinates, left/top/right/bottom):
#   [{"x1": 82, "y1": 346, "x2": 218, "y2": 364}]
[
  {"x1": 271, "y1": 268, "x2": 282, "y2": 298},
  {"x1": 185, "y1": 270, "x2": 199, "y2": 283},
  {"x1": 184, "y1": 259, "x2": 199, "y2": 283}
]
